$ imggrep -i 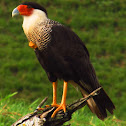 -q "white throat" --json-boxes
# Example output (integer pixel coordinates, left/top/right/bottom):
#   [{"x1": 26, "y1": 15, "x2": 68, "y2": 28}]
[{"x1": 22, "y1": 9, "x2": 48, "y2": 35}]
